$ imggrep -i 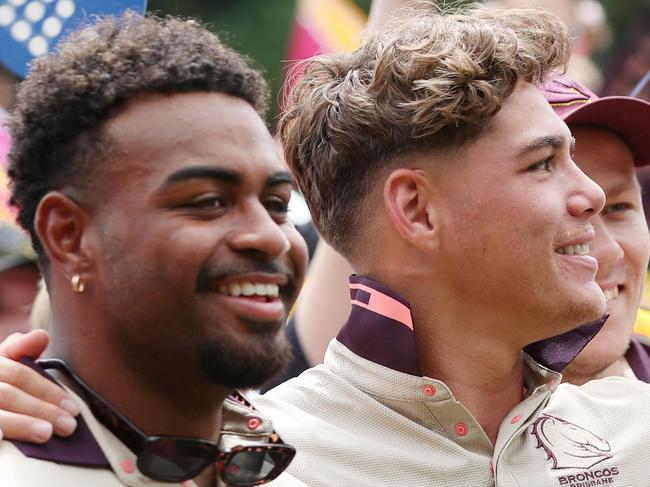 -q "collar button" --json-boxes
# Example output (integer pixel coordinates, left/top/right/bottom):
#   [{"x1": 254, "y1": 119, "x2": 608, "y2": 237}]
[
  {"x1": 422, "y1": 384, "x2": 436, "y2": 396},
  {"x1": 248, "y1": 417, "x2": 262, "y2": 430},
  {"x1": 119, "y1": 459, "x2": 135, "y2": 474}
]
